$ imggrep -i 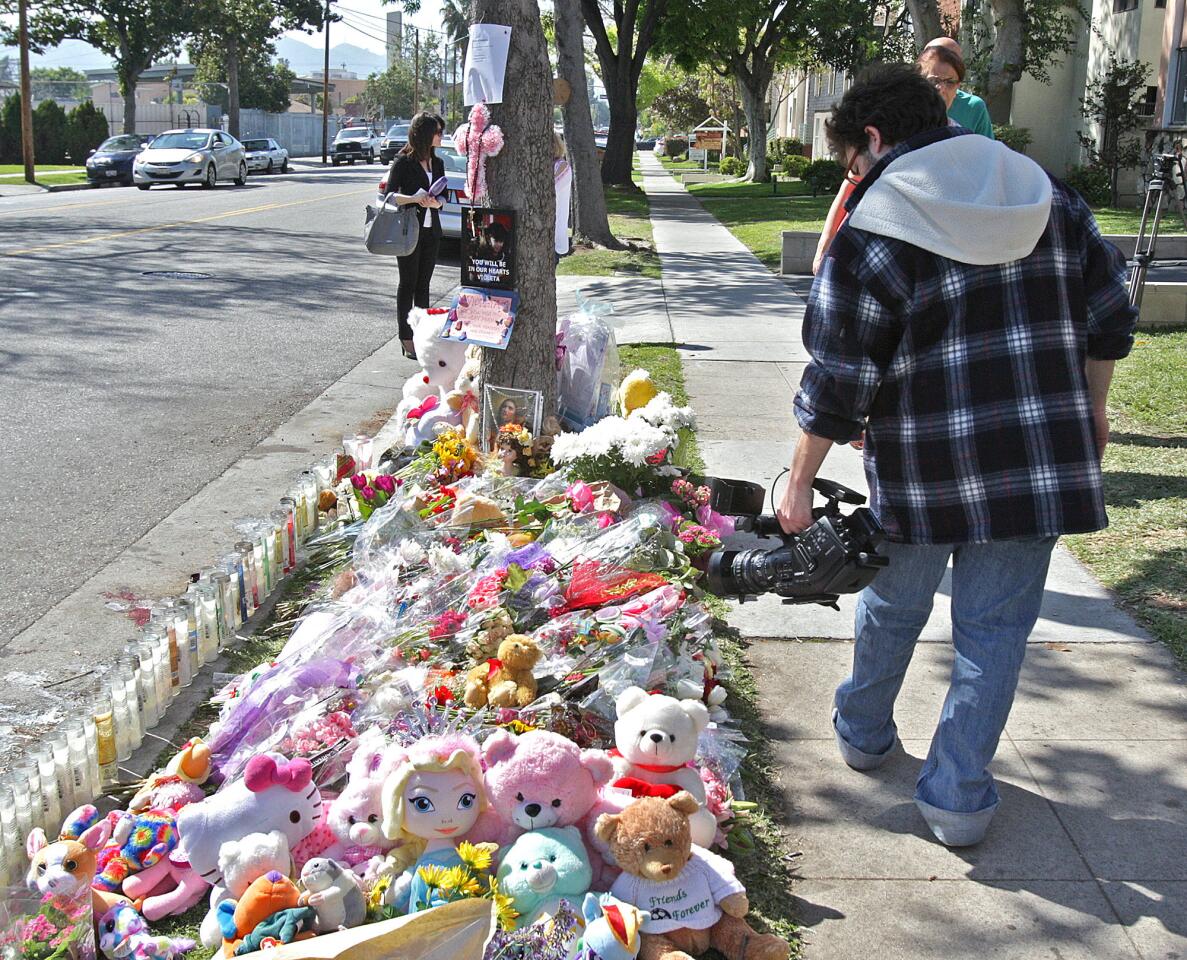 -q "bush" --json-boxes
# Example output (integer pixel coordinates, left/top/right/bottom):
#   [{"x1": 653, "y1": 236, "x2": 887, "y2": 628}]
[
  {"x1": 0, "y1": 94, "x2": 21, "y2": 164},
  {"x1": 674, "y1": 152, "x2": 687, "y2": 163},
  {"x1": 65, "y1": 102, "x2": 110, "y2": 164},
  {"x1": 663, "y1": 137, "x2": 688, "y2": 158},
  {"x1": 1064, "y1": 164, "x2": 1110, "y2": 206},
  {"x1": 718, "y1": 155, "x2": 745, "y2": 177},
  {"x1": 802, "y1": 158, "x2": 845, "y2": 196},
  {"x1": 782, "y1": 154, "x2": 810, "y2": 178},
  {"x1": 32, "y1": 99, "x2": 68, "y2": 165},
  {"x1": 768, "y1": 137, "x2": 803, "y2": 165},
  {"x1": 993, "y1": 124, "x2": 1033, "y2": 154}
]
